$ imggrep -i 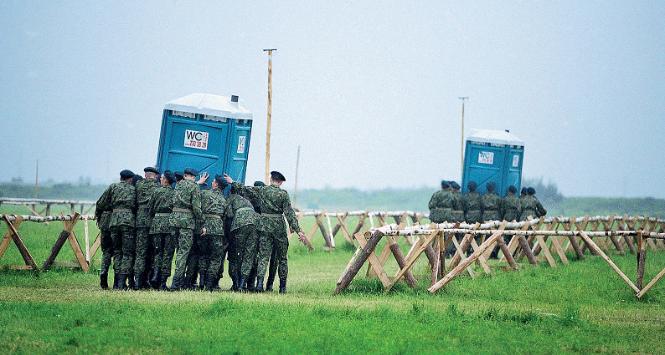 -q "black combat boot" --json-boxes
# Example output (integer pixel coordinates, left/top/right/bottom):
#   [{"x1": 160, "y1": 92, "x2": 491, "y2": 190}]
[
  {"x1": 255, "y1": 279, "x2": 264, "y2": 293},
  {"x1": 117, "y1": 274, "x2": 128, "y2": 290},
  {"x1": 230, "y1": 275, "x2": 238, "y2": 291},
  {"x1": 134, "y1": 274, "x2": 143, "y2": 291},
  {"x1": 169, "y1": 277, "x2": 181, "y2": 292},
  {"x1": 266, "y1": 271, "x2": 276, "y2": 292},
  {"x1": 198, "y1": 273, "x2": 206, "y2": 291},
  {"x1": 112, "y1": 272, "x2": 121, "y2": 290},
  {"x1": 127, "y1": 273, "x2": 136, "y2": 290},
  {"x1": 150, "y1": 267, "x2": 161, "y2": 289},
  {"x1": 238, "y1": 277, "x2": 247, "y2": 292},
  {"x1": 100, "y1": 272, "x2": 109, "y2": 290},
  {"x1": 279, "y1": 278, "x2": 287, "y2": 294},
  {"x1": 159, "y1": 274, "x2": 168, "y2": 291}
]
